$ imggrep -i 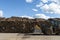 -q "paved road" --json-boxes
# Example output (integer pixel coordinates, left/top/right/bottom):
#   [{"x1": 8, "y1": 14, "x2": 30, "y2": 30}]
[{"x1": 0, "y1": 33, "x2": 60, "y2": 40}]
